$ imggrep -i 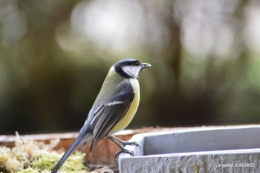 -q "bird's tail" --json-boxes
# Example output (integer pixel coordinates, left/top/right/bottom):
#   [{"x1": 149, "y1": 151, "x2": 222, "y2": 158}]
[{"x1": 51, "y1": 131, "x2": 92, "y2": 173}]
